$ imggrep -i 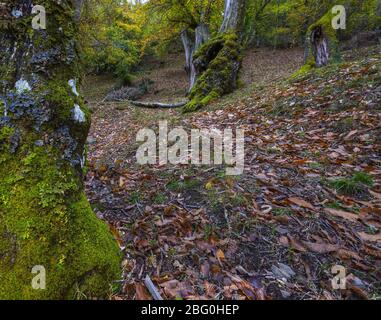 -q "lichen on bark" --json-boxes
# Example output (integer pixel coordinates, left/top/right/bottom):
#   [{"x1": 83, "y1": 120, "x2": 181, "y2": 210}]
[{"x1": 0, "y1": 0, "x2": 121, "y2": 299}]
